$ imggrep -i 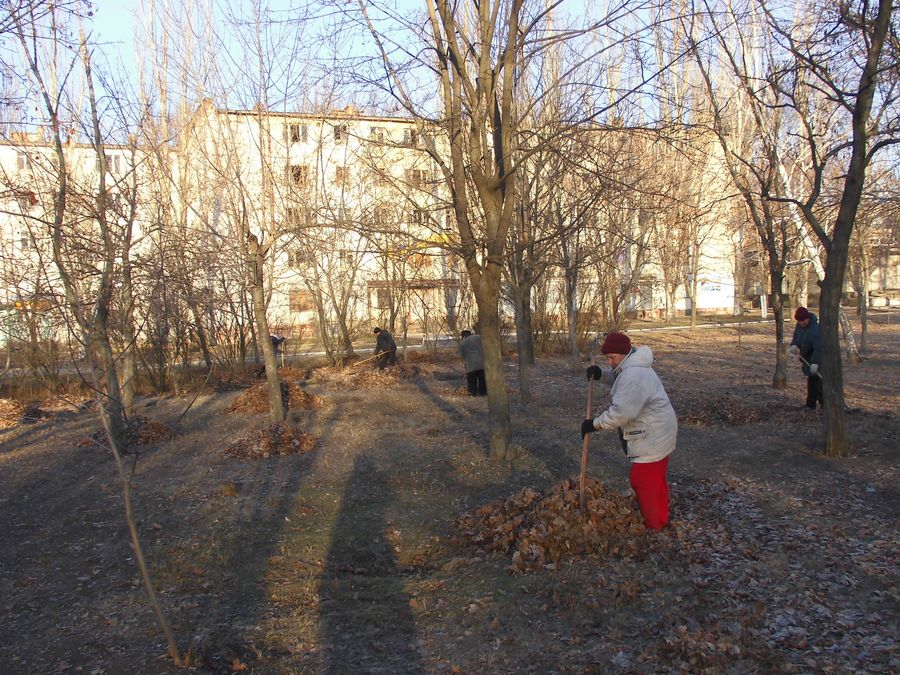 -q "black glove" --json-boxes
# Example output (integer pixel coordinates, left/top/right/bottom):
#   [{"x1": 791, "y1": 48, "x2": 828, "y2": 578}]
[
  {"x1": 581, "y1": 418, "x2": 596, "y2": 438},
  {"x1": 586, "y1": 365, "x2": 603, "y2": 381}
]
